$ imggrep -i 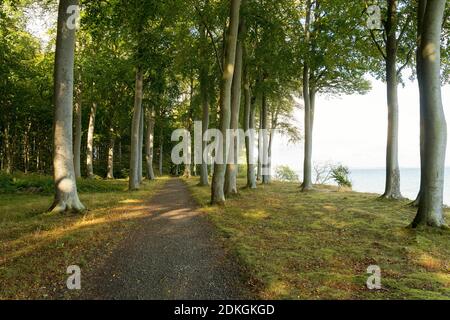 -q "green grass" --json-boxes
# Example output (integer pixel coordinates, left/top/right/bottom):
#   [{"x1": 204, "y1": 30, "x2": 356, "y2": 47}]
[
  {"x1": 0, "y1": 176, "x2": 167, "y2": 300},
  {"x1": 185, "y1": 178, "x2": 450, "y2": 300}
]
